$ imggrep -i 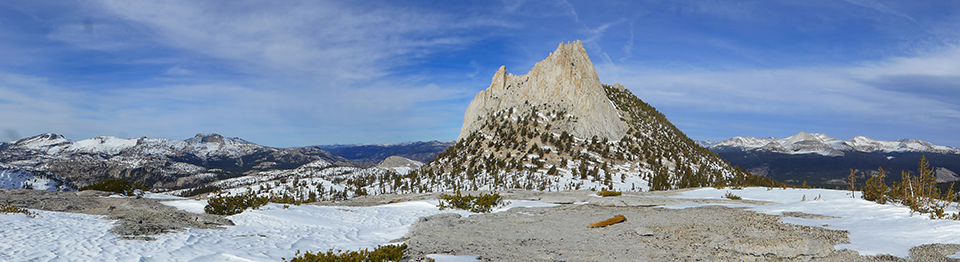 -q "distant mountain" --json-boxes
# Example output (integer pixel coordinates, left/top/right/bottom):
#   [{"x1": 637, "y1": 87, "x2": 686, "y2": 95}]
[
  {"x1": 699, "y1": 132, "x2": 960, "y2": 188},
  {"x1": 0, "y1": 133, "x2": 437, "y2": 203},
  {"x1": 318, "y1": 141, "x2": 454, "y2": 164},
  {"x1": 704, "y1": 132, "x2": 960, "y2": 156},
  {"x1": 0, "y1": 133, "x2": 349, "y2": 189}
]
